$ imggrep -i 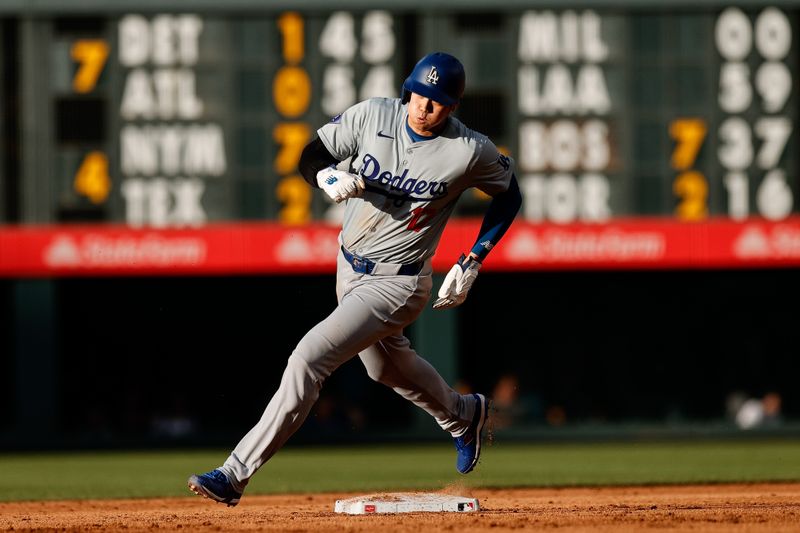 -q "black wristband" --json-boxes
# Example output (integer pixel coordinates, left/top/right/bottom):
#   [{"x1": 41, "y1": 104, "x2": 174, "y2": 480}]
[{"x1": 299, "y1": 137, "x2": 340, "y2": 188}]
